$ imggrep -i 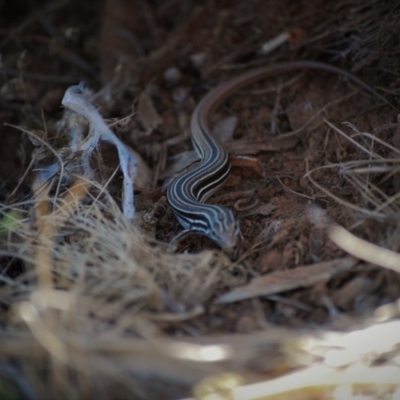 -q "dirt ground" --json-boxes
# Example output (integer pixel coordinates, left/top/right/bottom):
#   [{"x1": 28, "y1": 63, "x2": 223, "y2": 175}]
[{"x1": 1, "y1": 1, "x2": 400, "y2": 399}]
